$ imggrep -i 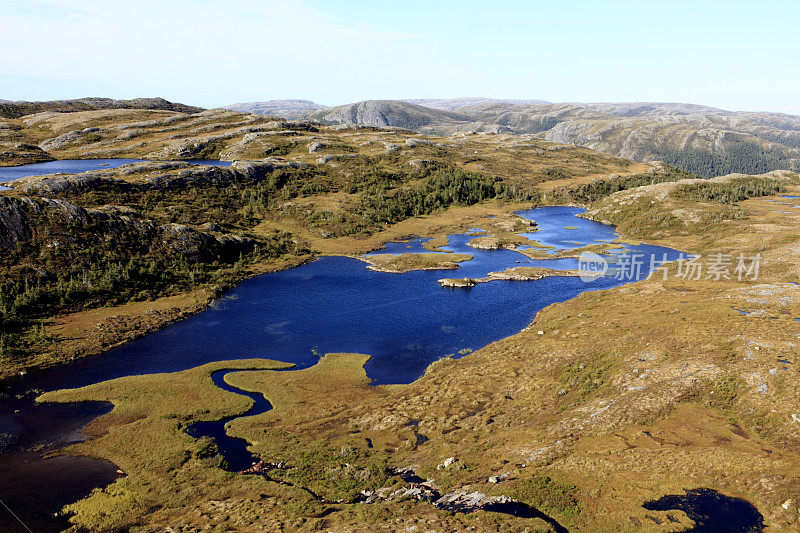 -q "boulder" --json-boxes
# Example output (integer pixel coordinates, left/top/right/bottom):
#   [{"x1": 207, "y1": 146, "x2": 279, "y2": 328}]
[{"x1": 307, "y1": 141, "x2": 326, "y2": 153}]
